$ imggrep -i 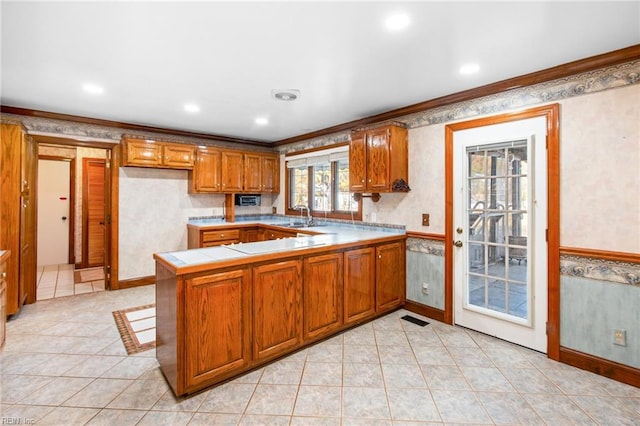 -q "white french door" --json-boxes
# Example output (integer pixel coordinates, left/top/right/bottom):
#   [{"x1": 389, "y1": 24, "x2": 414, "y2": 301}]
[{"x1": 453, "y1": 117, "x2": 548, "y2": 352}]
